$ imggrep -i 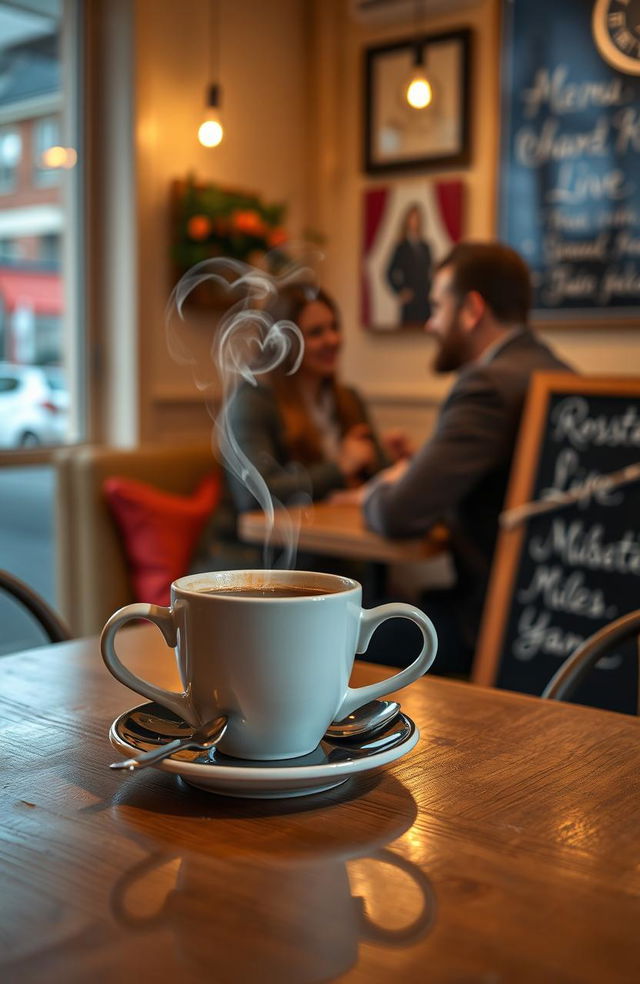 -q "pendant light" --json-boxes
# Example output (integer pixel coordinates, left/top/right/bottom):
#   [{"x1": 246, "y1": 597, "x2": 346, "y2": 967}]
[
  {"x1": 405, "y1": 43, "x2": 432, "y2": 109},
  {"x1": 404, "y1": 0, "x2": 433, "y2": 111},
  {"x1": 198, "y1": 0, "x2": 223, "y2": 148}
]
